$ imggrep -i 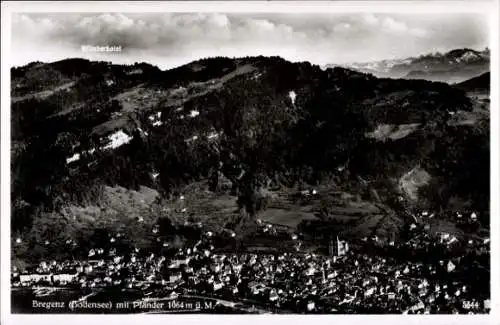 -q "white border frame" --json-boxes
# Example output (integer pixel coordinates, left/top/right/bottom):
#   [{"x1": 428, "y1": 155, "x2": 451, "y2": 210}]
[{"x1": 1, "y1": 1, "x2": 499, "y2": 325}]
